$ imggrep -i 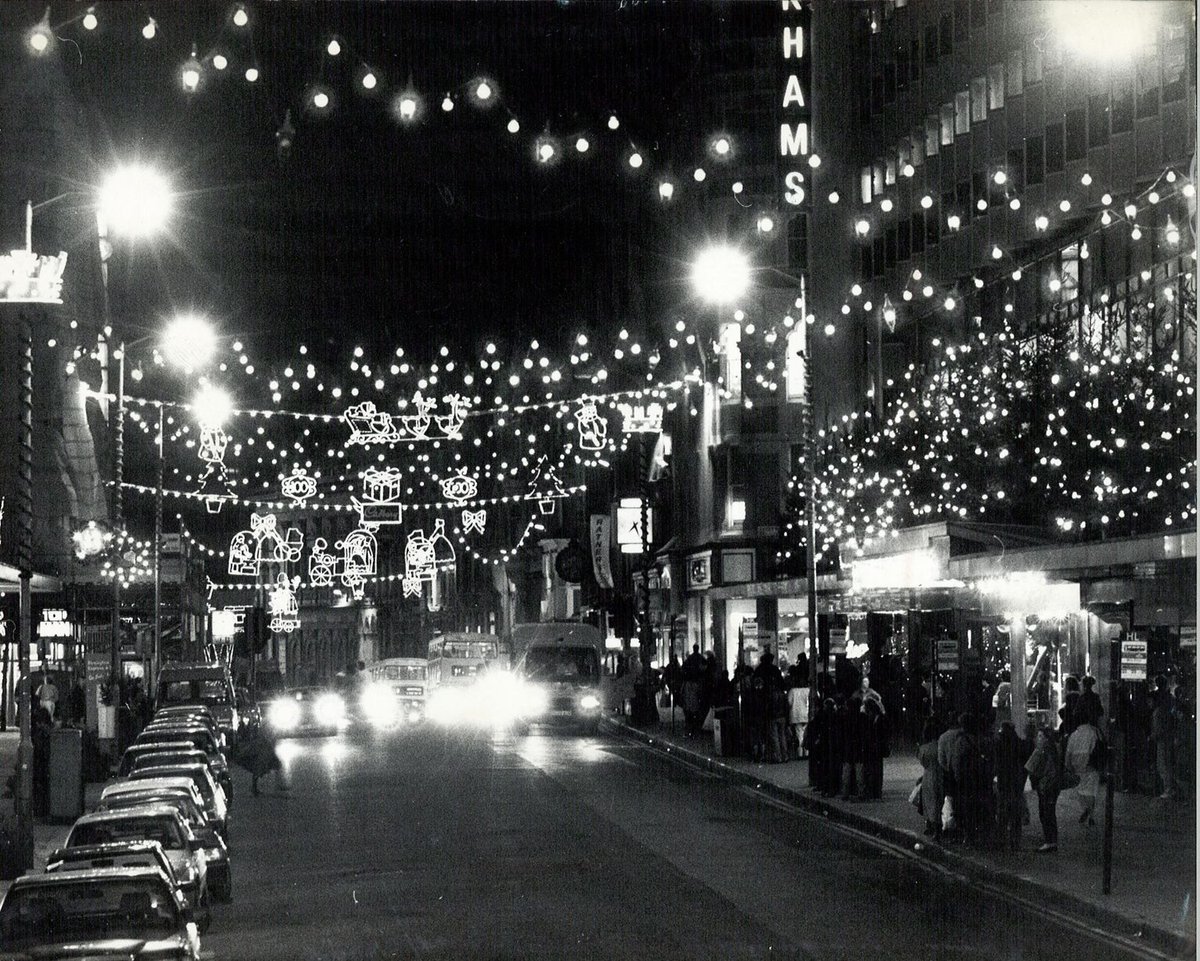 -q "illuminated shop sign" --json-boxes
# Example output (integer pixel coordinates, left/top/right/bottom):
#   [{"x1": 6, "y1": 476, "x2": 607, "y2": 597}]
[{"x1": 780, "y1": 1, "x2": 812, "y2": 208}]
